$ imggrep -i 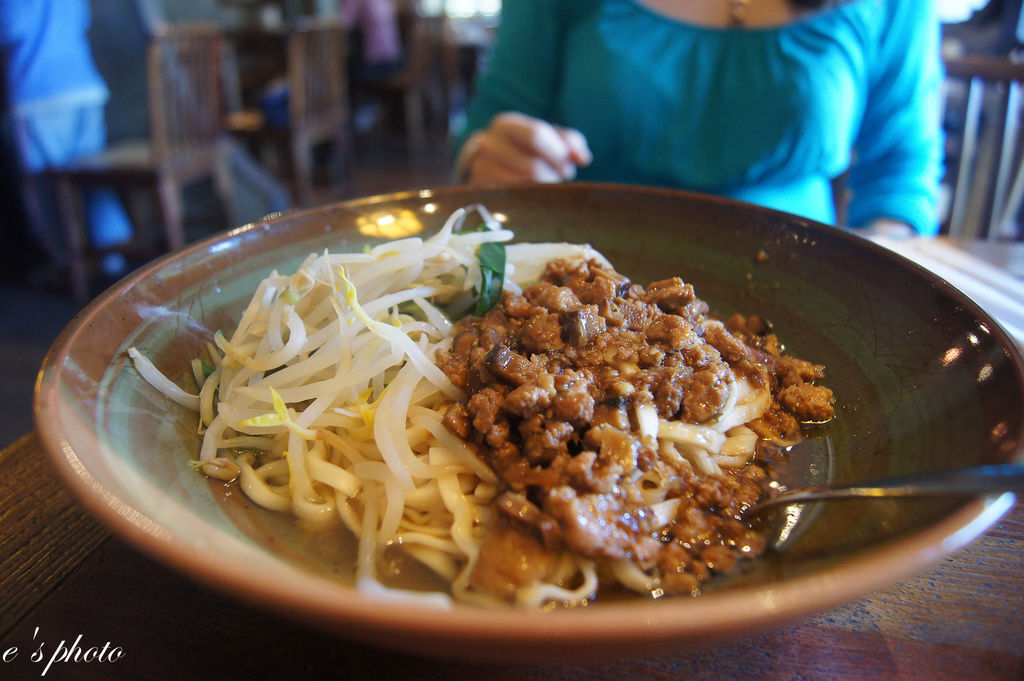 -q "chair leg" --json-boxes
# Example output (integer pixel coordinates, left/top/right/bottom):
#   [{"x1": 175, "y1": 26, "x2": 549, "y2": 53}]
[
  {"x1": 426, "y1": 75, "x2": 450, "y2": 139},
  {"x1": 404, "y1": 89, "x2": 426, "y2": 154},
  {"x1": 334, "y1": 124, "x2": 354, "y2": 191},
  {"x1": 155, "y1": 176, "x2": 186, "y2": 251},
  {"x1": 290, "y1": 135, "x2": 314, "y2": 207},
  {"x1": 212, "y1": 155, "x2": 239, "y2": 230},
  {"x1": 52, "y1": 174, "x2": 89, "y2": 304},
  {"x1": 20, "y1": 174, "x2": 63, "y2": 266}
]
